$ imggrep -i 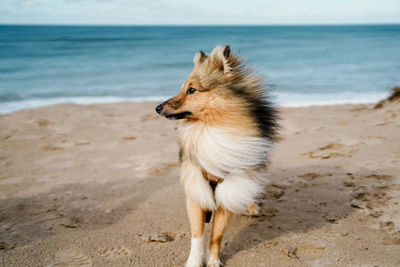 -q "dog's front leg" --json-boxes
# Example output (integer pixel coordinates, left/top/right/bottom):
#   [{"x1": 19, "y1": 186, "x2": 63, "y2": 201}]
[
  {"x1": 186, "y1": 197, "x2": 206, "y2": 267},
  {"x1": 207, "y1": 207, "x2": 232, "y2": 267}
]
